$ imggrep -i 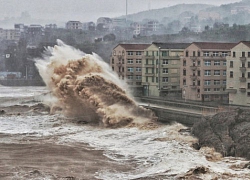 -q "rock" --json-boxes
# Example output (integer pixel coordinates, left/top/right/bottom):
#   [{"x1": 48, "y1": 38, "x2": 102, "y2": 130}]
[{"x1": 192, "y1": 108, "x2": 250, "y2": 160}]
